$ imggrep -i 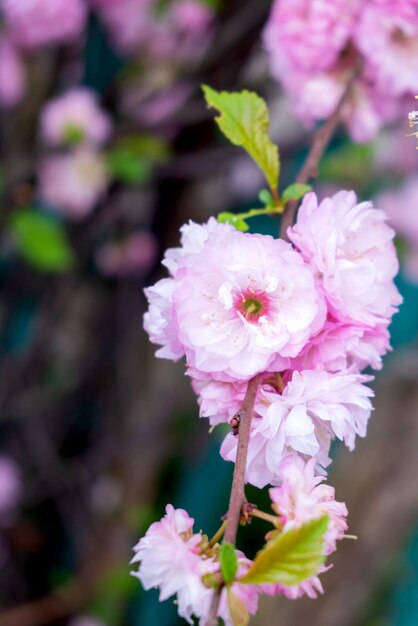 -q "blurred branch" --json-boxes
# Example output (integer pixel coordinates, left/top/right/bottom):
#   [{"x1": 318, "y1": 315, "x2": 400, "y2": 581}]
[{"x1": 280, "y1": 62, "x2": 362, "y2": 239}]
